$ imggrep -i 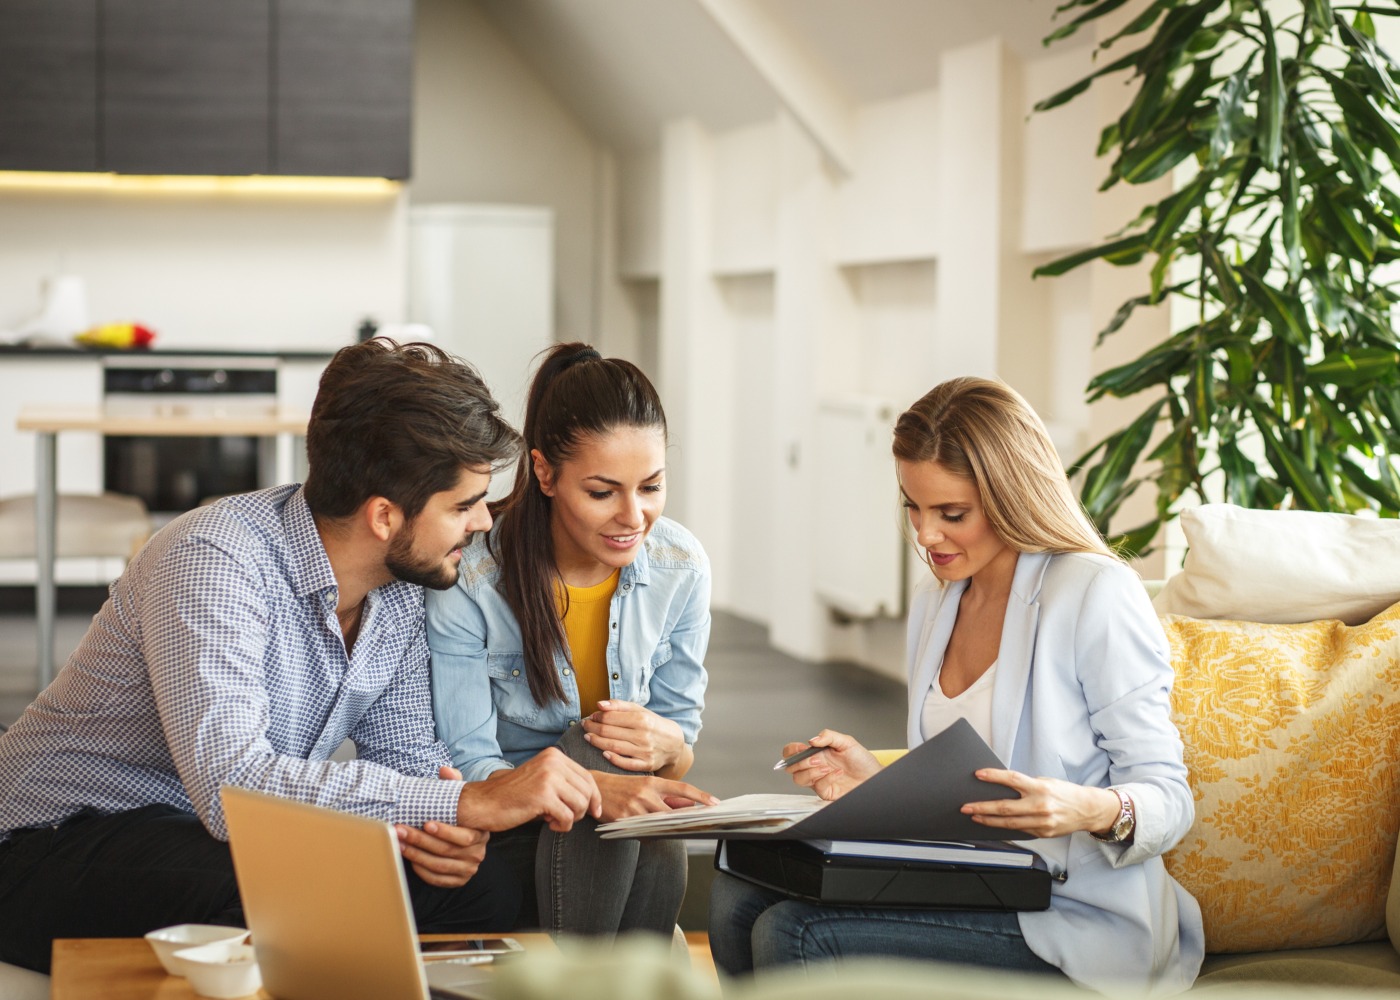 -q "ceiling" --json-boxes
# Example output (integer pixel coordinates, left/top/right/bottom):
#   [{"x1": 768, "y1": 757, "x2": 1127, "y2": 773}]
[{"x1": 477, "y1": 0, "x2": 1094, "y2": 152}]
